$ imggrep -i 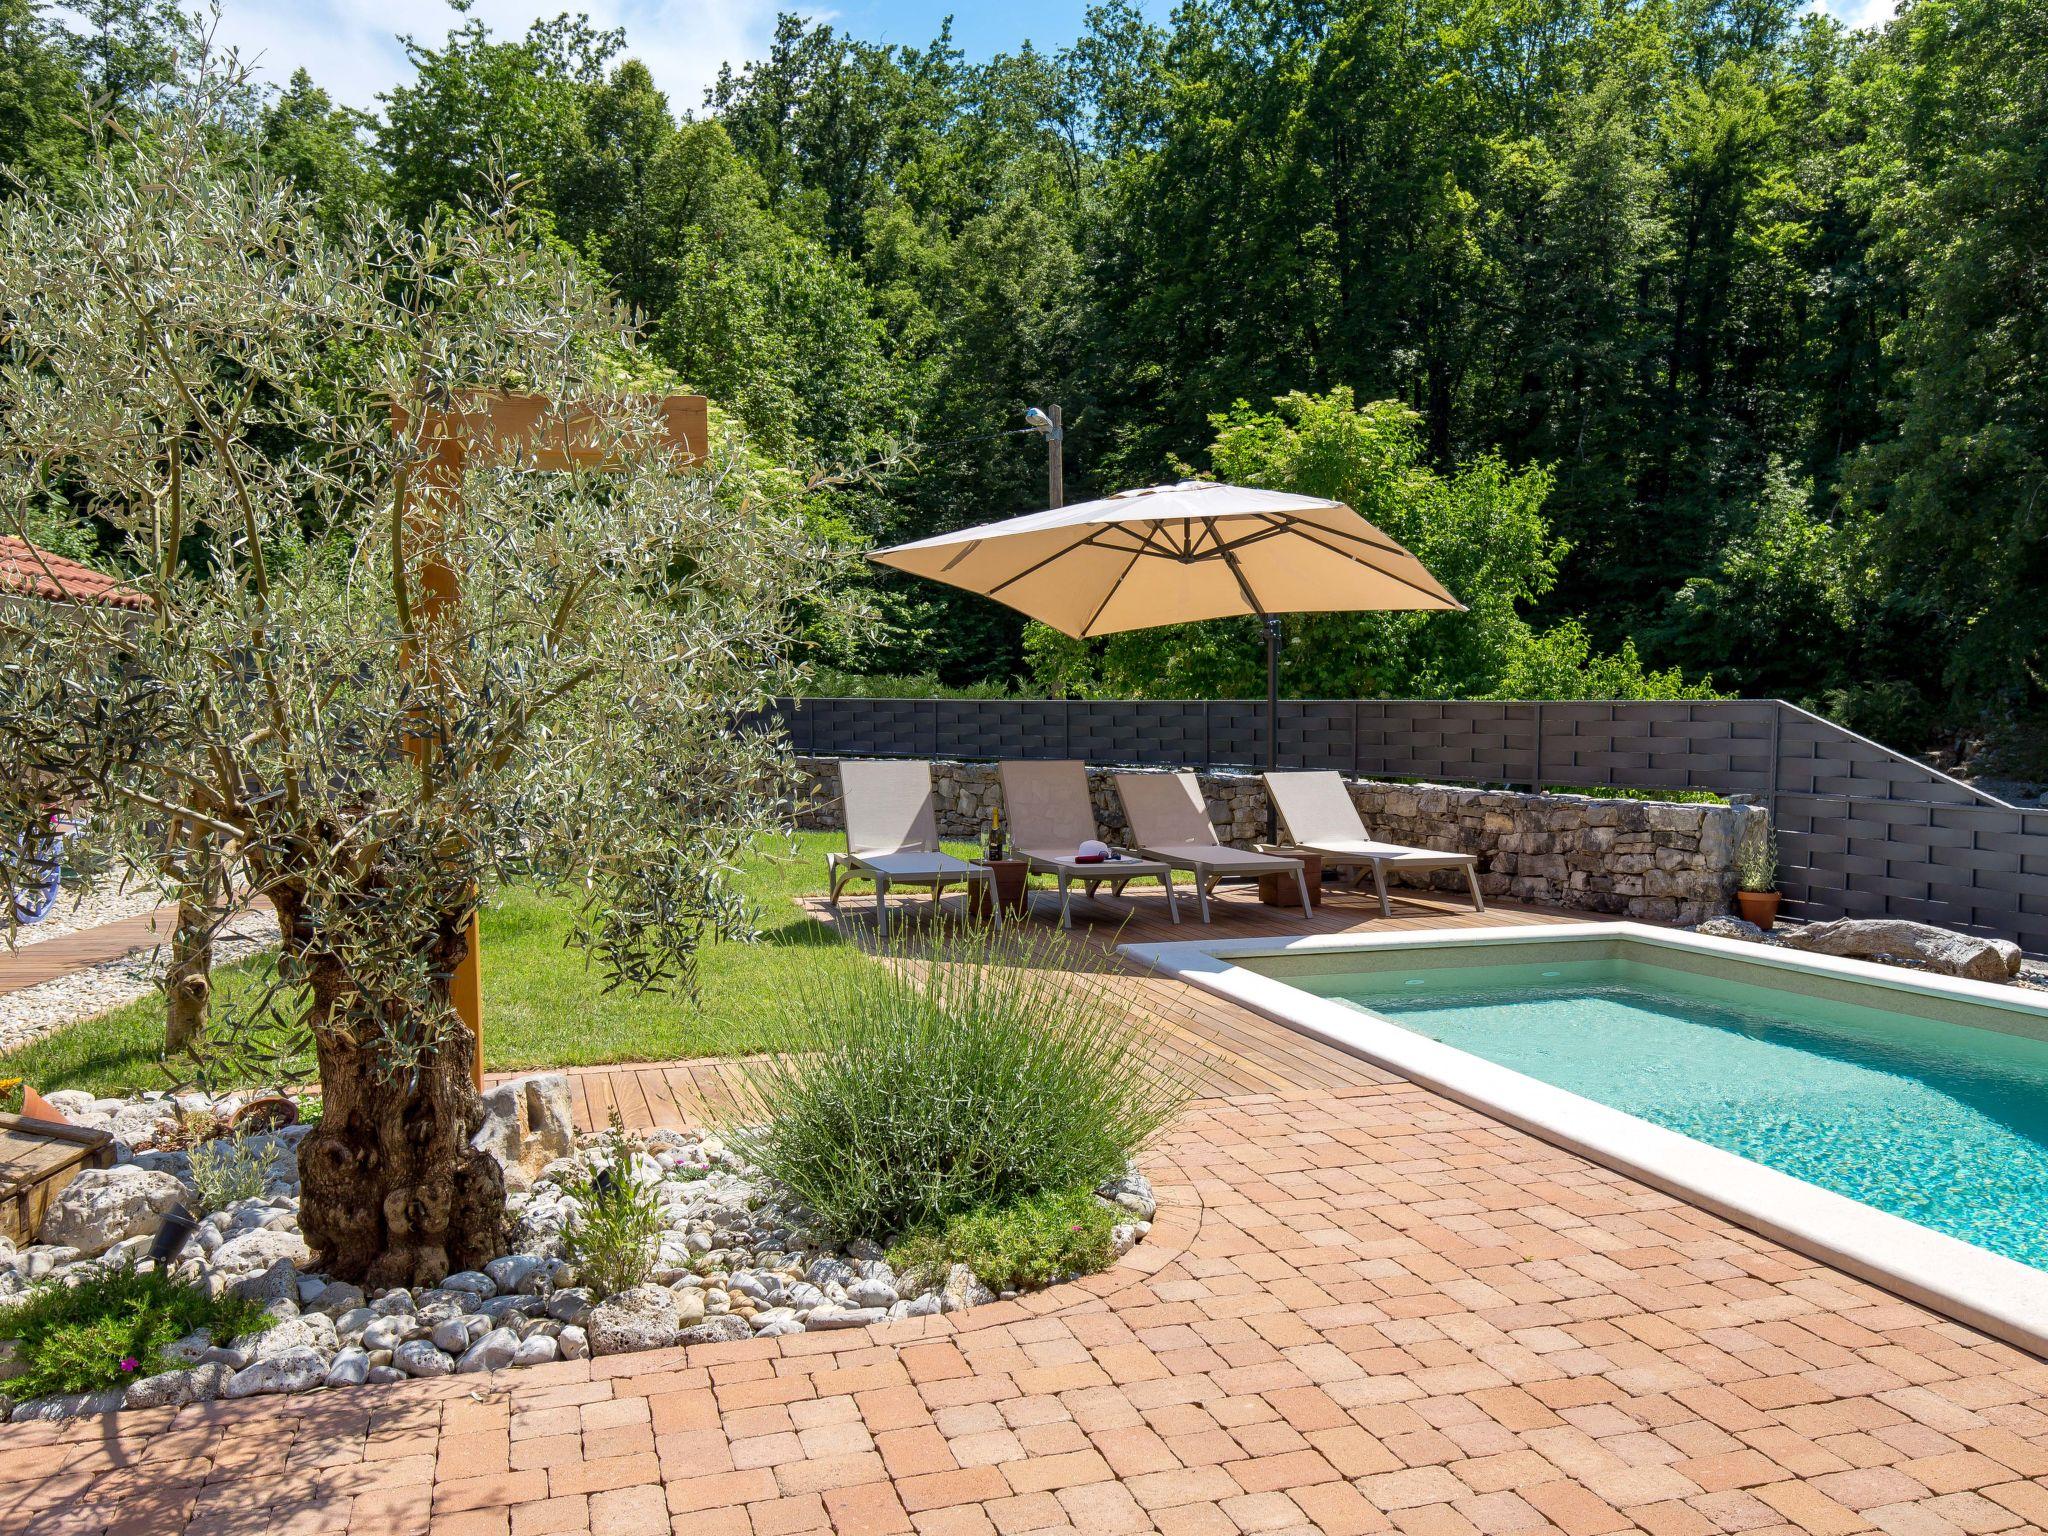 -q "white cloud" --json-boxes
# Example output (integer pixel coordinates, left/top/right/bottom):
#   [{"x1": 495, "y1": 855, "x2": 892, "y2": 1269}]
[{"x1": 202, "y1": 0, "x2": 788, "y2": 111}]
